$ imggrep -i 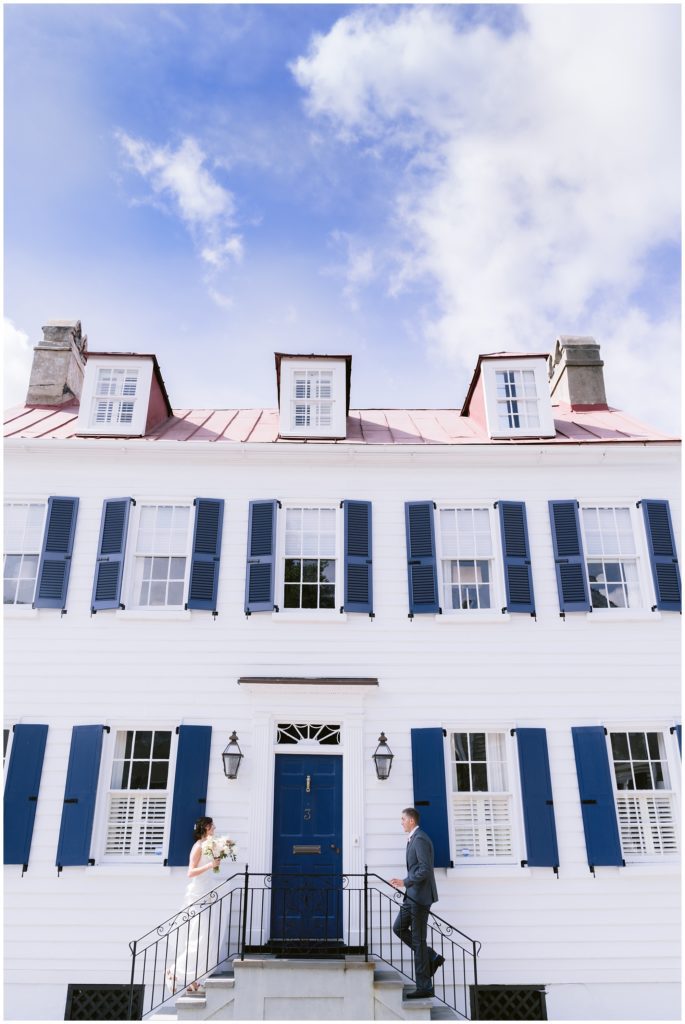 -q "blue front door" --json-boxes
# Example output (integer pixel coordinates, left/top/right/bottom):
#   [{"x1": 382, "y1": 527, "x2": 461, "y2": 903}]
[{"x1": 271, "y1": 754, "x2": 343, "y2": 943}]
